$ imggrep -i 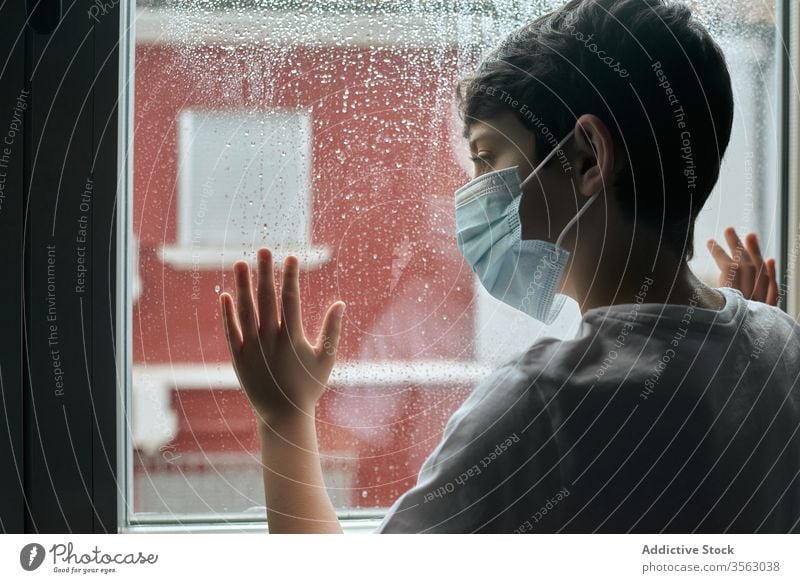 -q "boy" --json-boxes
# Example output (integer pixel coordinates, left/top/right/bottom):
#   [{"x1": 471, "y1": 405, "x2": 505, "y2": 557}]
[{"x1": 220, "y1": 0, "x2": 800, "y2": 532}]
